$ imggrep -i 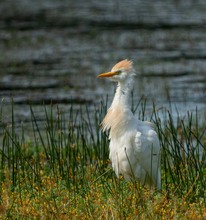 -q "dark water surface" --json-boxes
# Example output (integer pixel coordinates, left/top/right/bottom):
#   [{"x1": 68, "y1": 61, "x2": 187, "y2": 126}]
[{"x1": 0, "y1": 0, "x2": 206, "y2": 138}]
